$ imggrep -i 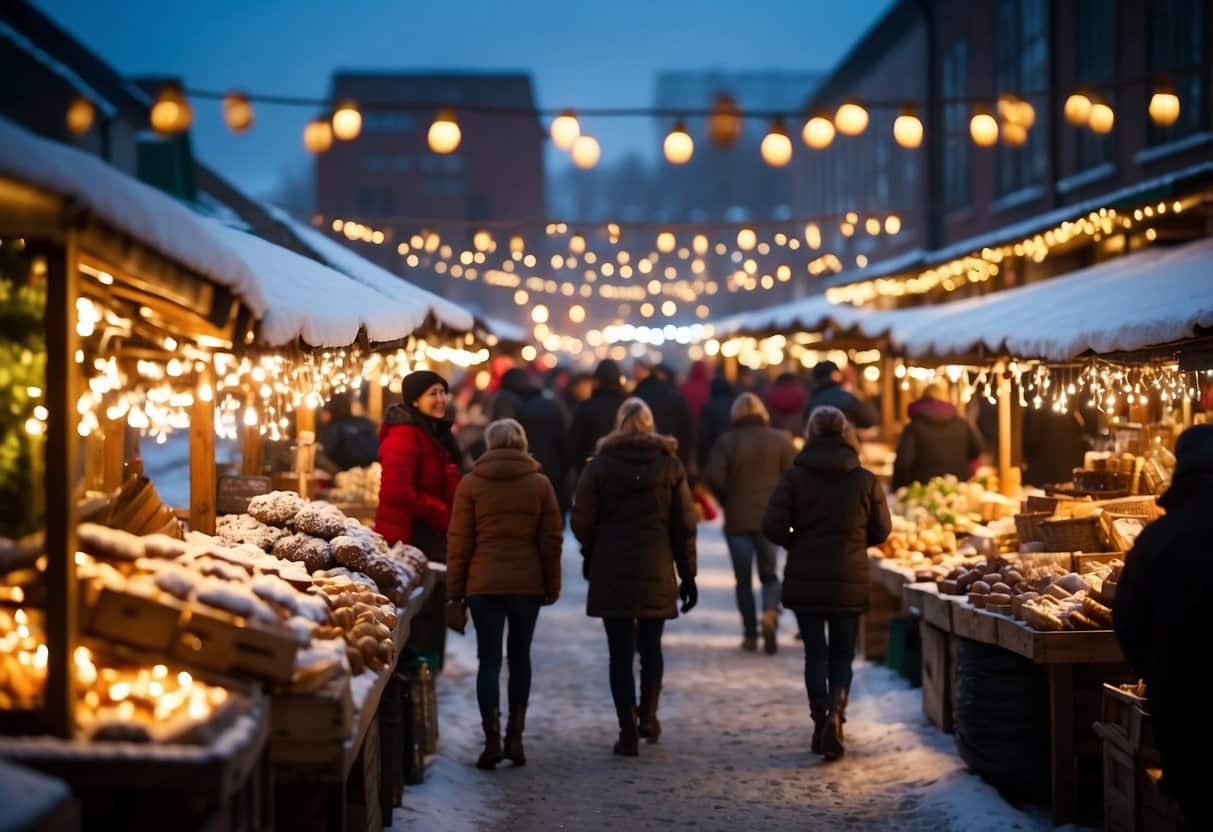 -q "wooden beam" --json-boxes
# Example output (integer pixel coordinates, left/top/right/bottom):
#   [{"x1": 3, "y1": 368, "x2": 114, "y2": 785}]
[
  {"x1": 102, "y1": 417, "x2": 126, "y2": 491},
  {"x1": 366, "y1": 378, "x2": 384, "y2": 426},
  {"x1": 190, "y1": 366, "x2": 216, "y2": 534},
  {"x1": 880, "y1": 353, "x2": 896, "y2": 440},
  {"x1": 996, "y1": 363, "x2": 1020, "y2": 495},
  {"x1": 39, "y1": 234, "x2": 80, "y2": 738},
  {"x1": 296, "y1": 404, "x2": 316, "y2": 498},
  {"x1": 241, "y1": 424, "x2": 263, "y2": 475}
]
